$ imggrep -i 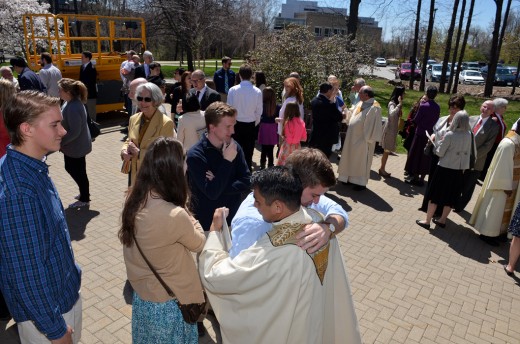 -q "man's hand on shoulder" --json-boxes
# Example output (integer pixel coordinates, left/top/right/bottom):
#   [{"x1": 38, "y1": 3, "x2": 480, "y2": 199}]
[
  {"x1": 51, "y1": 325, "x2": 73, "y2": 344},
  {"x1": 296, "y1": 223, "x2": 331, "y2": 254},
  {"x1": 223, "y1": 140, "x2": 237, "y2": 162}
]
